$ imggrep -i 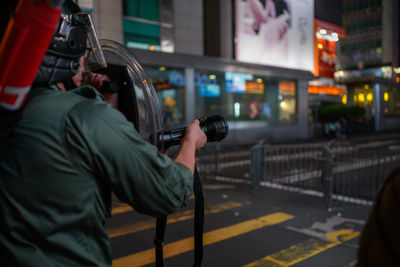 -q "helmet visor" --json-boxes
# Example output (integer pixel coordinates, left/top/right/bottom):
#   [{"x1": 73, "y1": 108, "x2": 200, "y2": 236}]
[{"x1": 80, "y1": 14, "x2": 107, "y2": 69}]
